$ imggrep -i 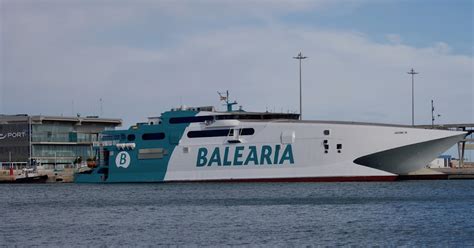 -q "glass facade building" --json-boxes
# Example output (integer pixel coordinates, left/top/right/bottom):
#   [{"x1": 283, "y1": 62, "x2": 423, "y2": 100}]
[{"x1": 0, "y1": 115, "x2": 122, "y2": 166}]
